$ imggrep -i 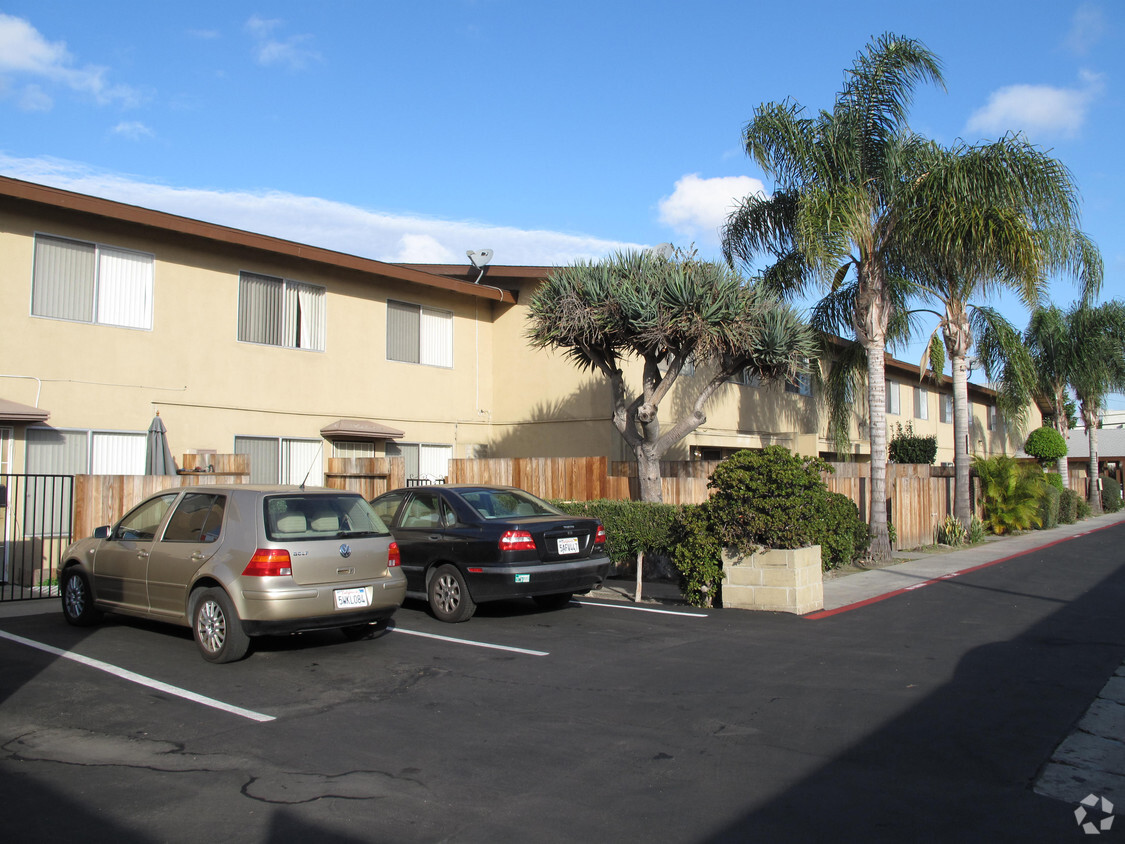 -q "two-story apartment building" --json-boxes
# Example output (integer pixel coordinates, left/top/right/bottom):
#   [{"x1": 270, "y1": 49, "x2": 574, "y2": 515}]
[{"x1": 0, "y1": 175, "x2": 1031, "y2": 485}]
